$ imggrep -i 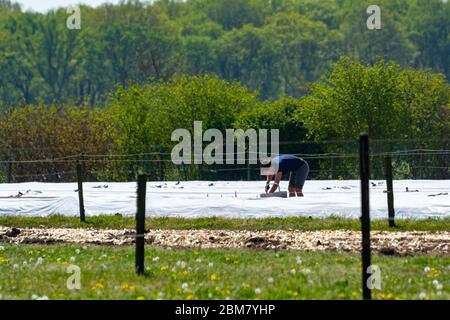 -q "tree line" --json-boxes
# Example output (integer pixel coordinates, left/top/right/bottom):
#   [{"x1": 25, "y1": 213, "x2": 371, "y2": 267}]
[
  {"x1": 0, "y1": 0, "x2": 449, "y2": 106},
  {"x1": 1, "y1": 58, "x2": 448, "y2": 181}
]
